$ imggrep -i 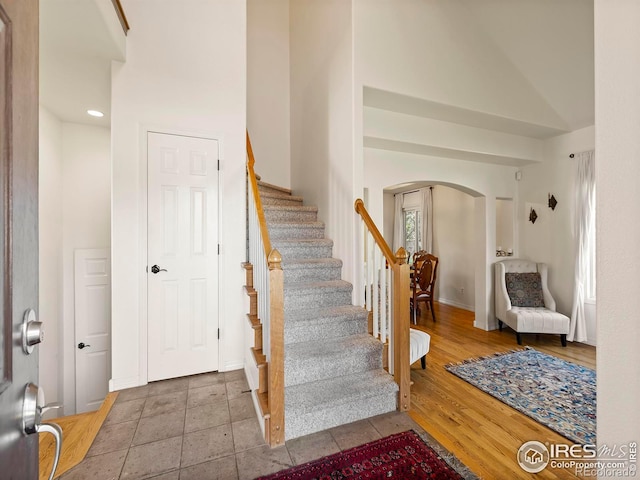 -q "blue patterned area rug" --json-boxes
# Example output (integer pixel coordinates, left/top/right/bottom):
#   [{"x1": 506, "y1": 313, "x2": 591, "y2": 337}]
[{"x1": 445, "y1": 347, "x2": 596, "y2": 445}]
